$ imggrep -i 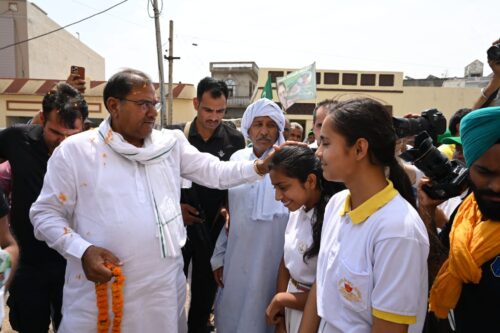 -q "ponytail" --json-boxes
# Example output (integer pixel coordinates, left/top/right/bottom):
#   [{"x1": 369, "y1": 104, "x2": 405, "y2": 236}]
[
  {"x1": 388, "y1": 158, "x2": 416, "y2": 209},
  {"x1": 304, "y1": 178, "x2": 345, "y2": 262},
  {"x1": 304, "y1": 188, "x2": 327, "y2": 262}
]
